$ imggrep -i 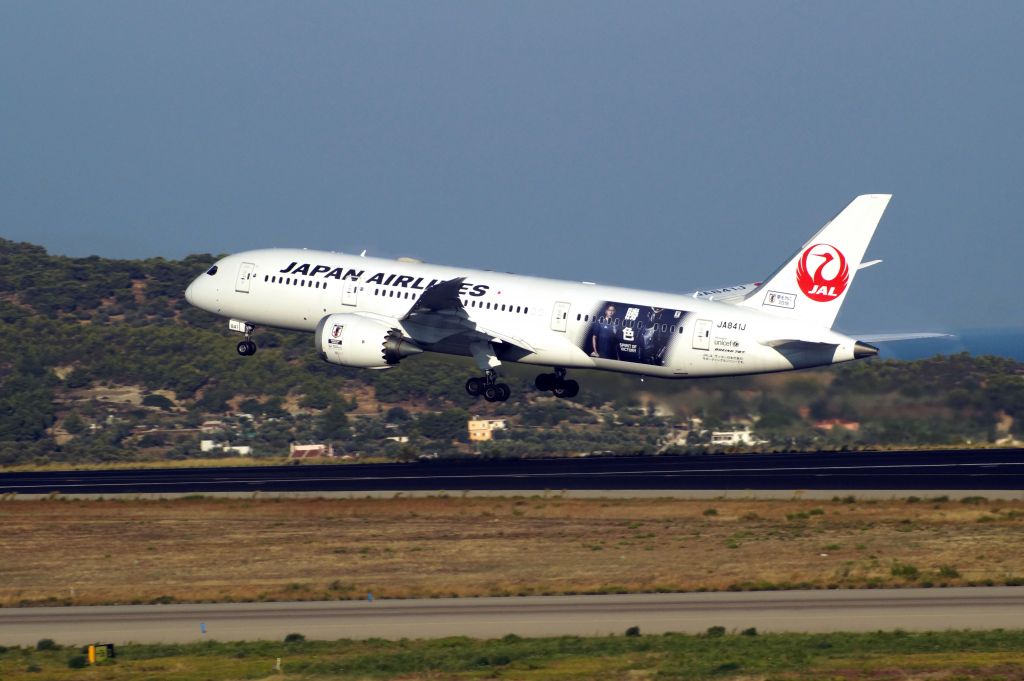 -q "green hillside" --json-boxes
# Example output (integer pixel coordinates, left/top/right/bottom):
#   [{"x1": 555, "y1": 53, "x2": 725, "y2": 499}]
[{"x1": 1, "y1": 237, "x2": 1022, "y2": 466}]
